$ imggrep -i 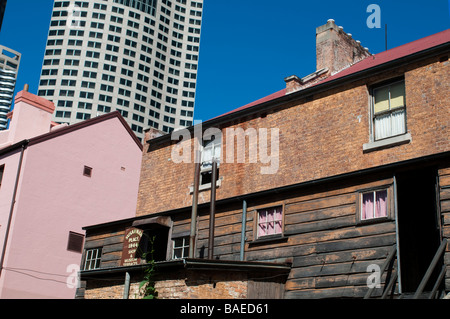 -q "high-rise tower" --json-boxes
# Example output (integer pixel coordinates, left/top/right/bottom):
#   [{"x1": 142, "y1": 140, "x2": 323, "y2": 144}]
[
  {"x1": 0, "y1": 45, "x2": 21, "y2": 130},
  {"x1": 38, "y1": 0, "x2": 203, "y2": 141}
]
